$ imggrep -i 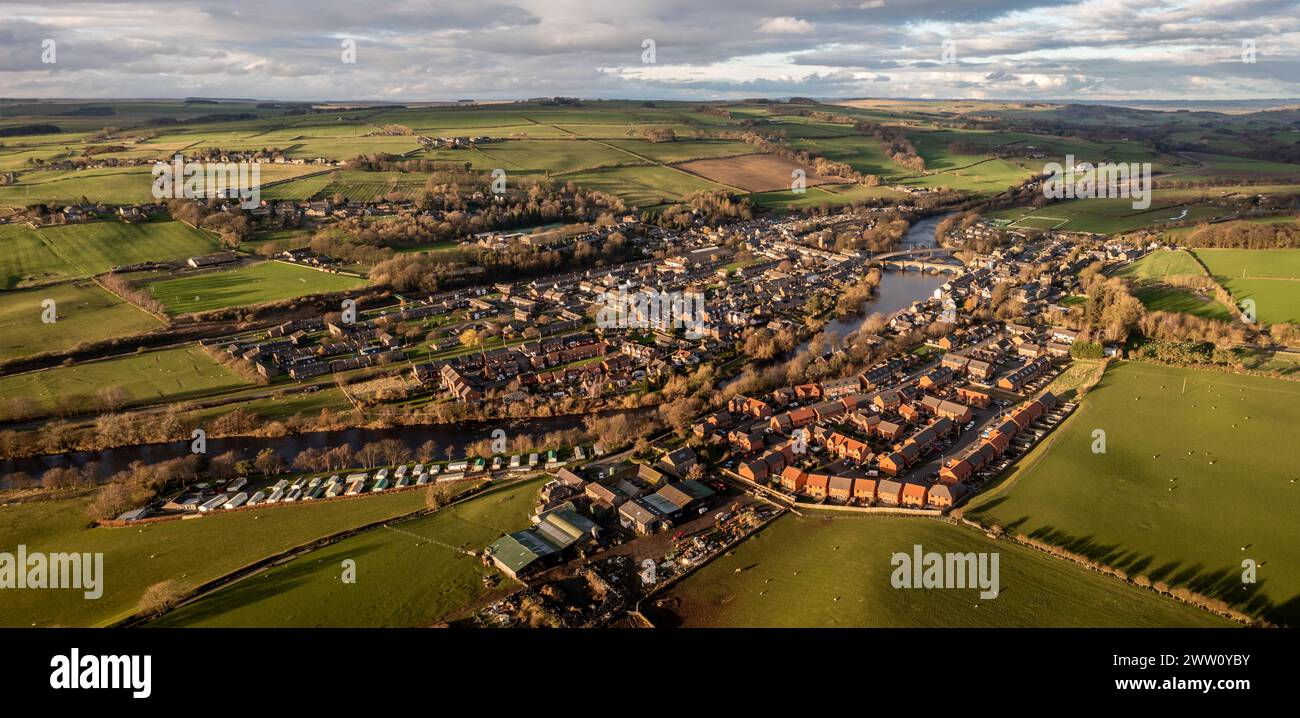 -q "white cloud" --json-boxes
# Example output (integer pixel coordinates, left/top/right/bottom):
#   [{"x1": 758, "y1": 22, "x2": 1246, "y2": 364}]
[{"x1": 757, "y1": 17, "x2": 814, "y2": 34}]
